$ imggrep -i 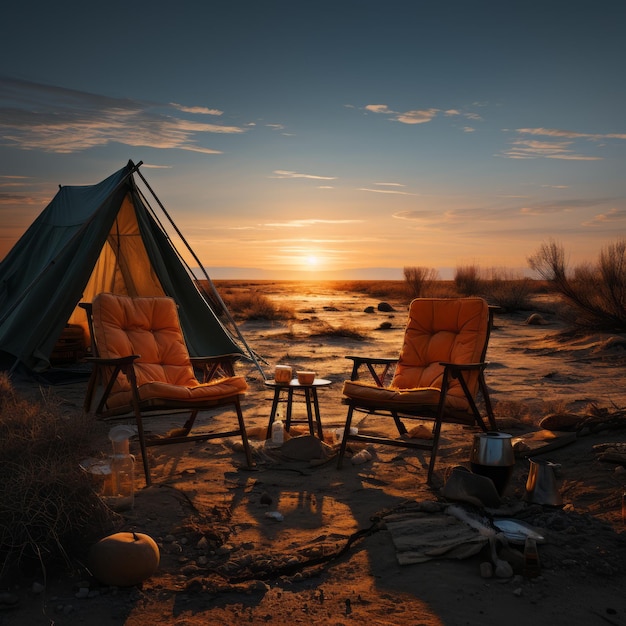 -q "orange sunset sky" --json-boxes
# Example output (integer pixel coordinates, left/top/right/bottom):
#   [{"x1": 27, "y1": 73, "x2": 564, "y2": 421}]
[{"x1": 1, "y1": 1, "x2": 625, "y2": 279}]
